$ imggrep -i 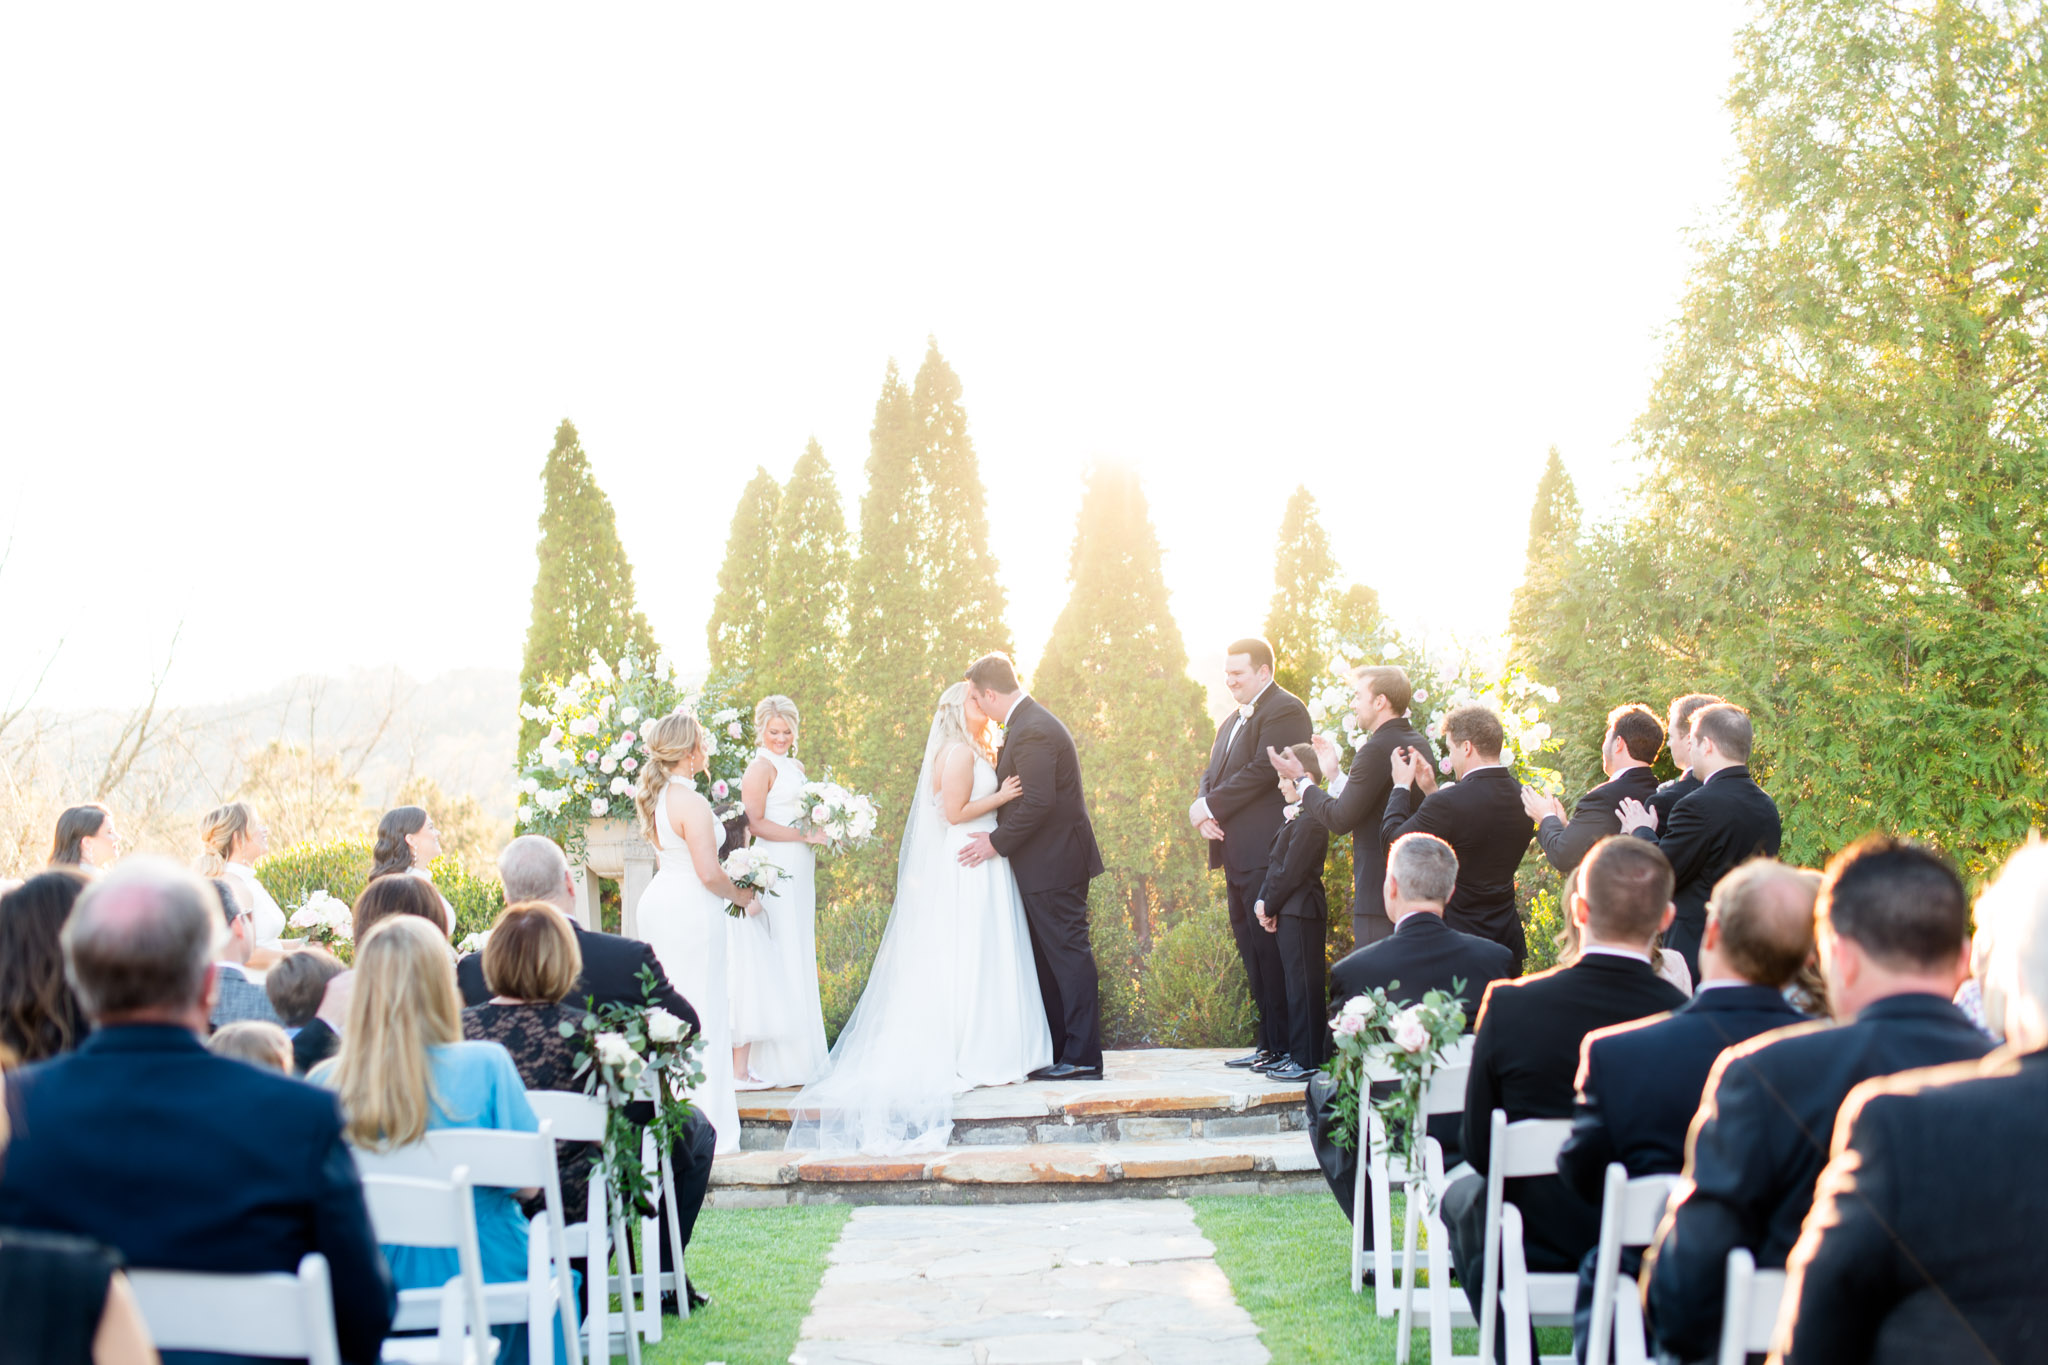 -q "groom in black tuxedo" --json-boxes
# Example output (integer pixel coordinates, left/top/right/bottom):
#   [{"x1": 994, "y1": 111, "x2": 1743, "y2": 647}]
[
  {"x1": 957, "y1": 652, "x2": 1107, "y2": 1080},
  {"x1": 1190, "y1": 637, "x2": 1313, "y2": 1072}
]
